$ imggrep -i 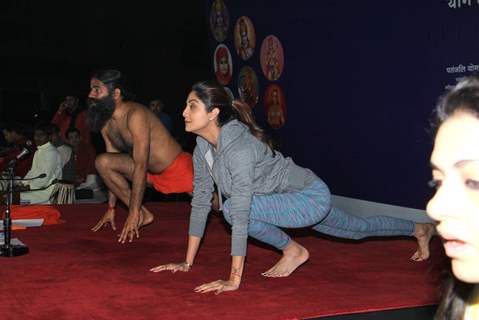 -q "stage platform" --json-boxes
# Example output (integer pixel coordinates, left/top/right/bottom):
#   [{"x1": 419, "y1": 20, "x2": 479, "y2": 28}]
[{"x1": 0, "y1": 202, "x2": 445, "y2": 320}]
